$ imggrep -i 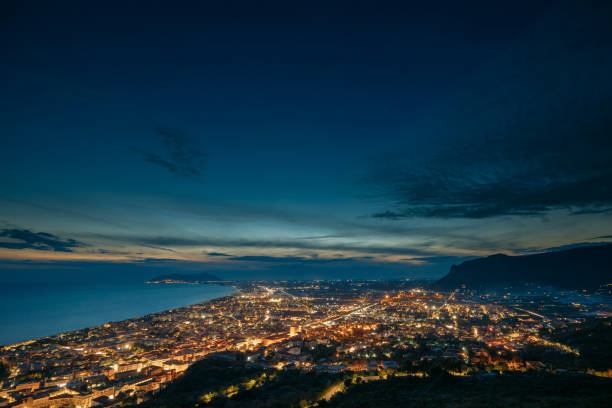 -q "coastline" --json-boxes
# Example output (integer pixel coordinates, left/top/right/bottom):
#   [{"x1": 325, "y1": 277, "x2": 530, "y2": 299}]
[
  {"x1": 3, "y1": 281, "x2": 611, "y2": 408},
  {"x1": 145, "y1": 279, "x2": 234, "y2": 285},
  {"x1": 1, "y1": 283, "x2": 235, "y2": 347}
]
